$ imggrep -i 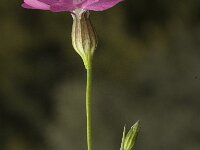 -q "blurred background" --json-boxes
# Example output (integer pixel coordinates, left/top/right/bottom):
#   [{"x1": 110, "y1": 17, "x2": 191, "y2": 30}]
[{"x1": 1, "y1": 0, "x2": 200, "y2": 150}]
